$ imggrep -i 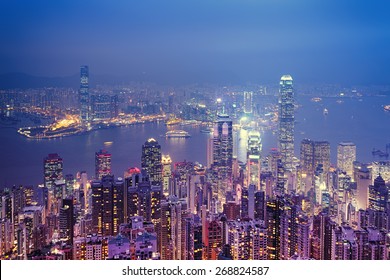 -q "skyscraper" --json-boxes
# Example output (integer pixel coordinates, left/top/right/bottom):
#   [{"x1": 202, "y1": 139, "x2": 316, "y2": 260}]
[
  {"x1": 161, "y1": 155, "x2": 172, "y2": 196},
  {"x1": 91, "y1": 175, "x2": 124, "y2": 236},
  {"x1": 278, "y1": 75, "x2": 294, "y2": 172},
  {"x1": 141, "y1": 138, "x2": 162, "y2": 186},
  {"x1": 160, "y1": 196, "x2": 183, "y2": 260},
  {"x1": 79, "y1": 65, "x2": 91, "y2": 124},
  {"x1": 368, "y1": 175, "x2": 388, "y2": 212},
  {"x1": 59, "y1": 198, "x2": 74, "y2": 246},
  {"x1": 300, "y1": 139, "x2": 331, "y2": 177},
  {"x1": 243, "y1": 91, "x2": 253, "y2": 114},
  {"x1": 212, "y1": 114, "x2": 233, "y2": 209},
  {"x1": 337, "y1": 142, "x2": 356, "y2": 178},
  {"x1": 95, "y1": 149, "x2": 112, "y2": 180},
  {"x1": 247, "y1": 130, "x2": 262, "y2": 190},
  {"x1": 44, "y1": 153, "x2": 63, "y2": 189}
]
